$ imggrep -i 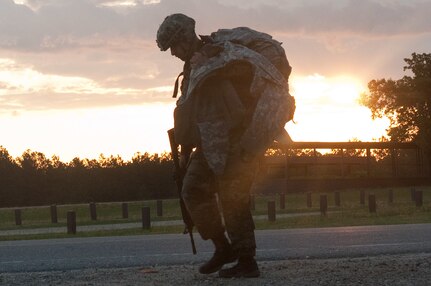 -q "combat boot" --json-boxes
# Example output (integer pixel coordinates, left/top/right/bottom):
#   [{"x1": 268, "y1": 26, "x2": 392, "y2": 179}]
[
  {"x1": 199, "y1": 235, "x2": 238, "y2": 274},
  {"x1": 218, "y1": 255, "x2": 260, "y2": 278}
]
